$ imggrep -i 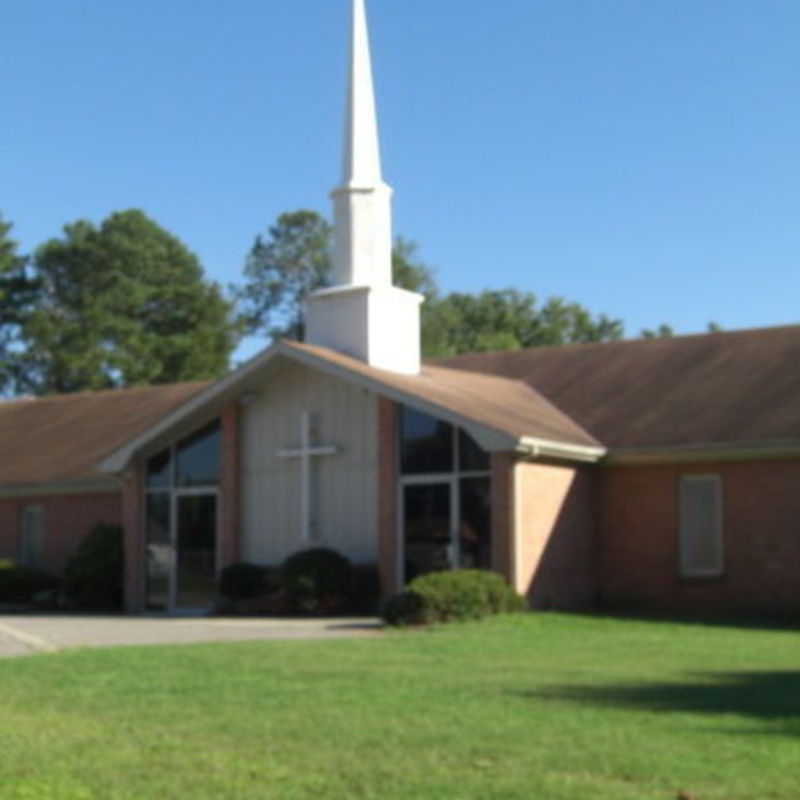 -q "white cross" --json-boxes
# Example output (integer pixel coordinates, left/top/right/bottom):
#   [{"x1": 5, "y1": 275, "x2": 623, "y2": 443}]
[{"x1": 277, "y1": 412, "x2": 338, "y2": 541}]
